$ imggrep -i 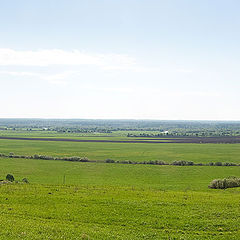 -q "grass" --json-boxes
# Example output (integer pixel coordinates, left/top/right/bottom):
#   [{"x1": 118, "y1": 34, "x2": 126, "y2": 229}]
[
  {"x1": 0, "y1": 138, "x2": 239, "y2": 164},
  {"x1": 0, "y1": 157, "x2": 240, "y2": 190},
  {"x1": 0, "y1": 184, "x2": 240, "y2": 239},
  {"x1": 0, "y1": 131, "x2": 240, "y2": 239},
  {"x1": 0, "y1": 157, "x2": 239, "y2": 239}
]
